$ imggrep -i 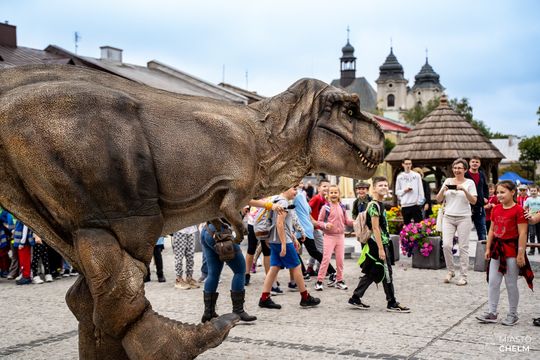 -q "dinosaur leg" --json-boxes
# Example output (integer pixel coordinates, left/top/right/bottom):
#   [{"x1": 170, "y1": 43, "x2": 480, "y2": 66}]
[
  {"x1": 66, "y1": 276, "x2": 129, "y2": 360},
  {"x1": 219, "y1": 191, "x2": 245, "y2": 242},
  {"x1": 73, "y1": 227, "x2": 239, "y2": 360}
]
